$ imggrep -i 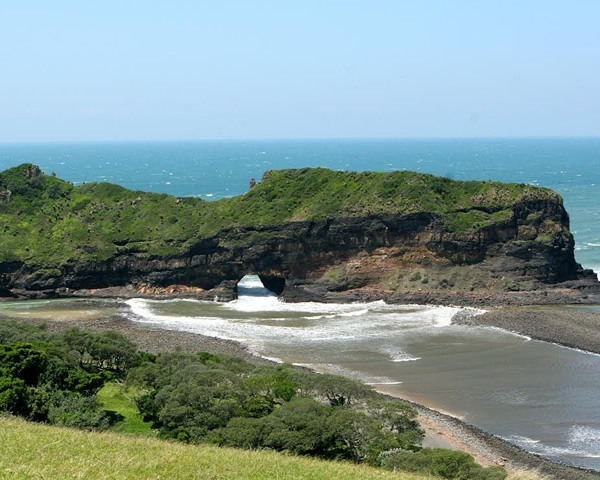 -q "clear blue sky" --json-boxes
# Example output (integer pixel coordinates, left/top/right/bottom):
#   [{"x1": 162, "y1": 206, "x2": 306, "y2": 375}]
[{"x1": 1, "y1": 1, "x2": 599, "y2": 142}]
